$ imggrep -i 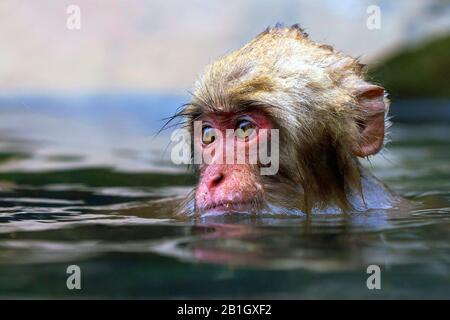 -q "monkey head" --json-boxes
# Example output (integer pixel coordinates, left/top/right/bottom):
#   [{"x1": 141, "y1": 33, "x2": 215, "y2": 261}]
[{"x1": 177, "y1": 24, "x2": 390, "y2": 216}]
